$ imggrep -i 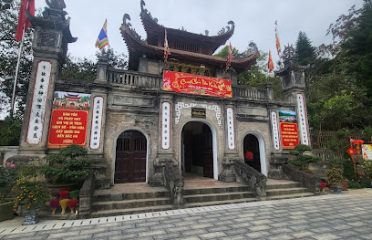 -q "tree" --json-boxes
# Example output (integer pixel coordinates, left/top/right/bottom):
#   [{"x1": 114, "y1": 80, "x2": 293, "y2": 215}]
[
  {"x1": 295, "y1": 31, "x2": 316, "y2": 66},
  {"x1": 0, "y1": 0, "x2": 33, "y2": 116}
]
